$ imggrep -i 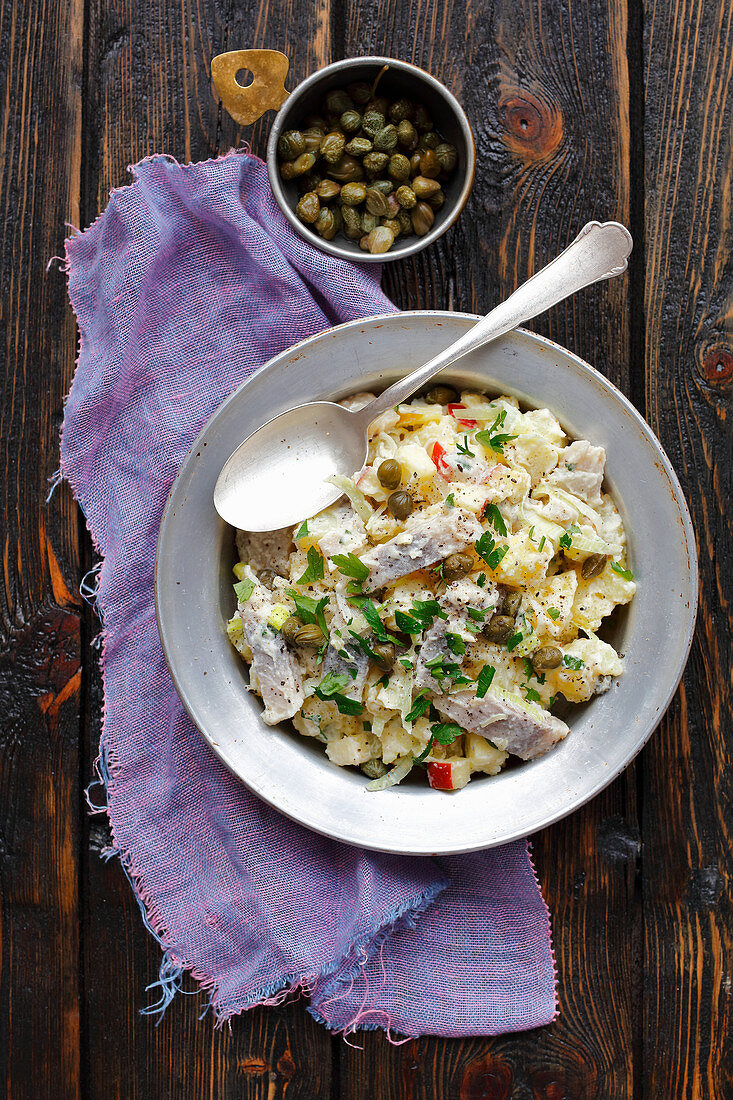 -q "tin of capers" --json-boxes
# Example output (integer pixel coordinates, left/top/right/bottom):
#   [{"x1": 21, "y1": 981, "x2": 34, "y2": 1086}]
[{"x1": 276, "y1": 80, "x2": 460, "y2": 255}]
